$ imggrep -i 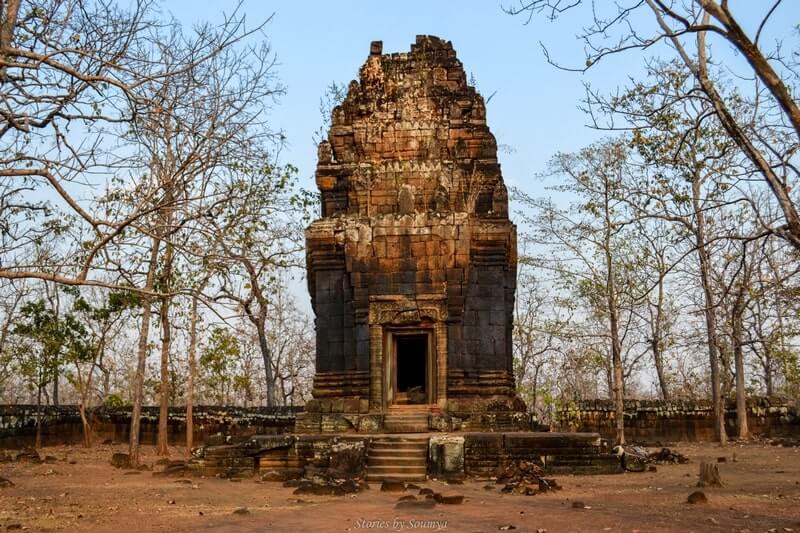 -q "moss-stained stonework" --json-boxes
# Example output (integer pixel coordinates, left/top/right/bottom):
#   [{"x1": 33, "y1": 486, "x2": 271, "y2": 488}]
[{"x1": 303, "y1": 36, "x2": 522, "y2": 432}]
